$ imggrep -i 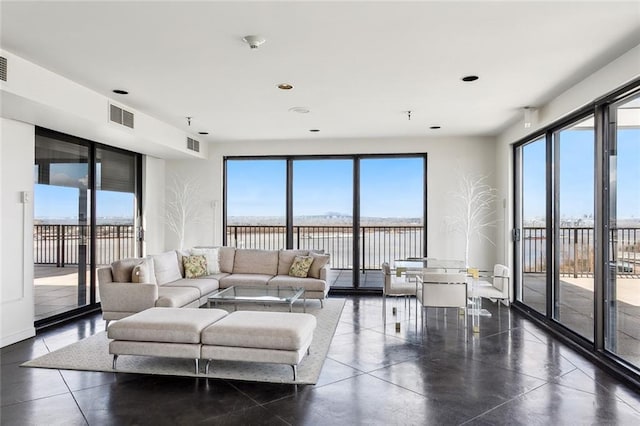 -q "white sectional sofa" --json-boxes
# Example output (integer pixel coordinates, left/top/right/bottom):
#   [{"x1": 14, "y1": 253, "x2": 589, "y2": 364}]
[{"x1": 98, "y1": 247, "x2": 331, "y2": 326}]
